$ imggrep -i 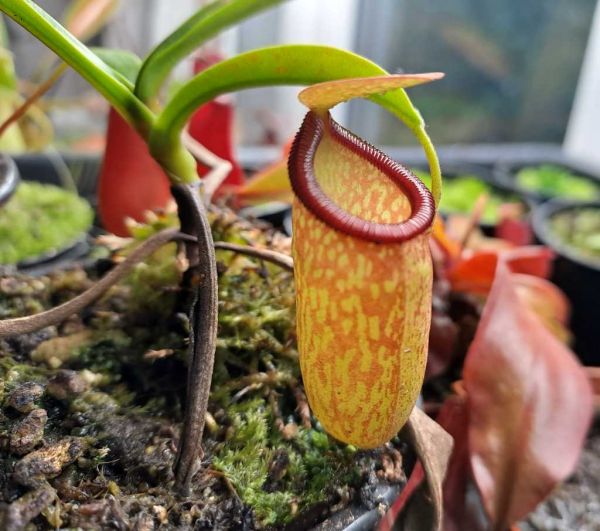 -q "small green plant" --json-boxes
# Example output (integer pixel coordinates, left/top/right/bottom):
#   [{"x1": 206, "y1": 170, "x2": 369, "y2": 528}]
[
  {"x1": 0, "y1": 181, "x2": 93, "y2": 264},
  {"x1": 550, "y1": 206, "x2": 600, "y2": 262},
  {"x1": 414, "y1": 170, "x2": 523, "y2": 224},
  {"x1": 516, "y1": 164, "x2": 599, "y2": 200}
]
